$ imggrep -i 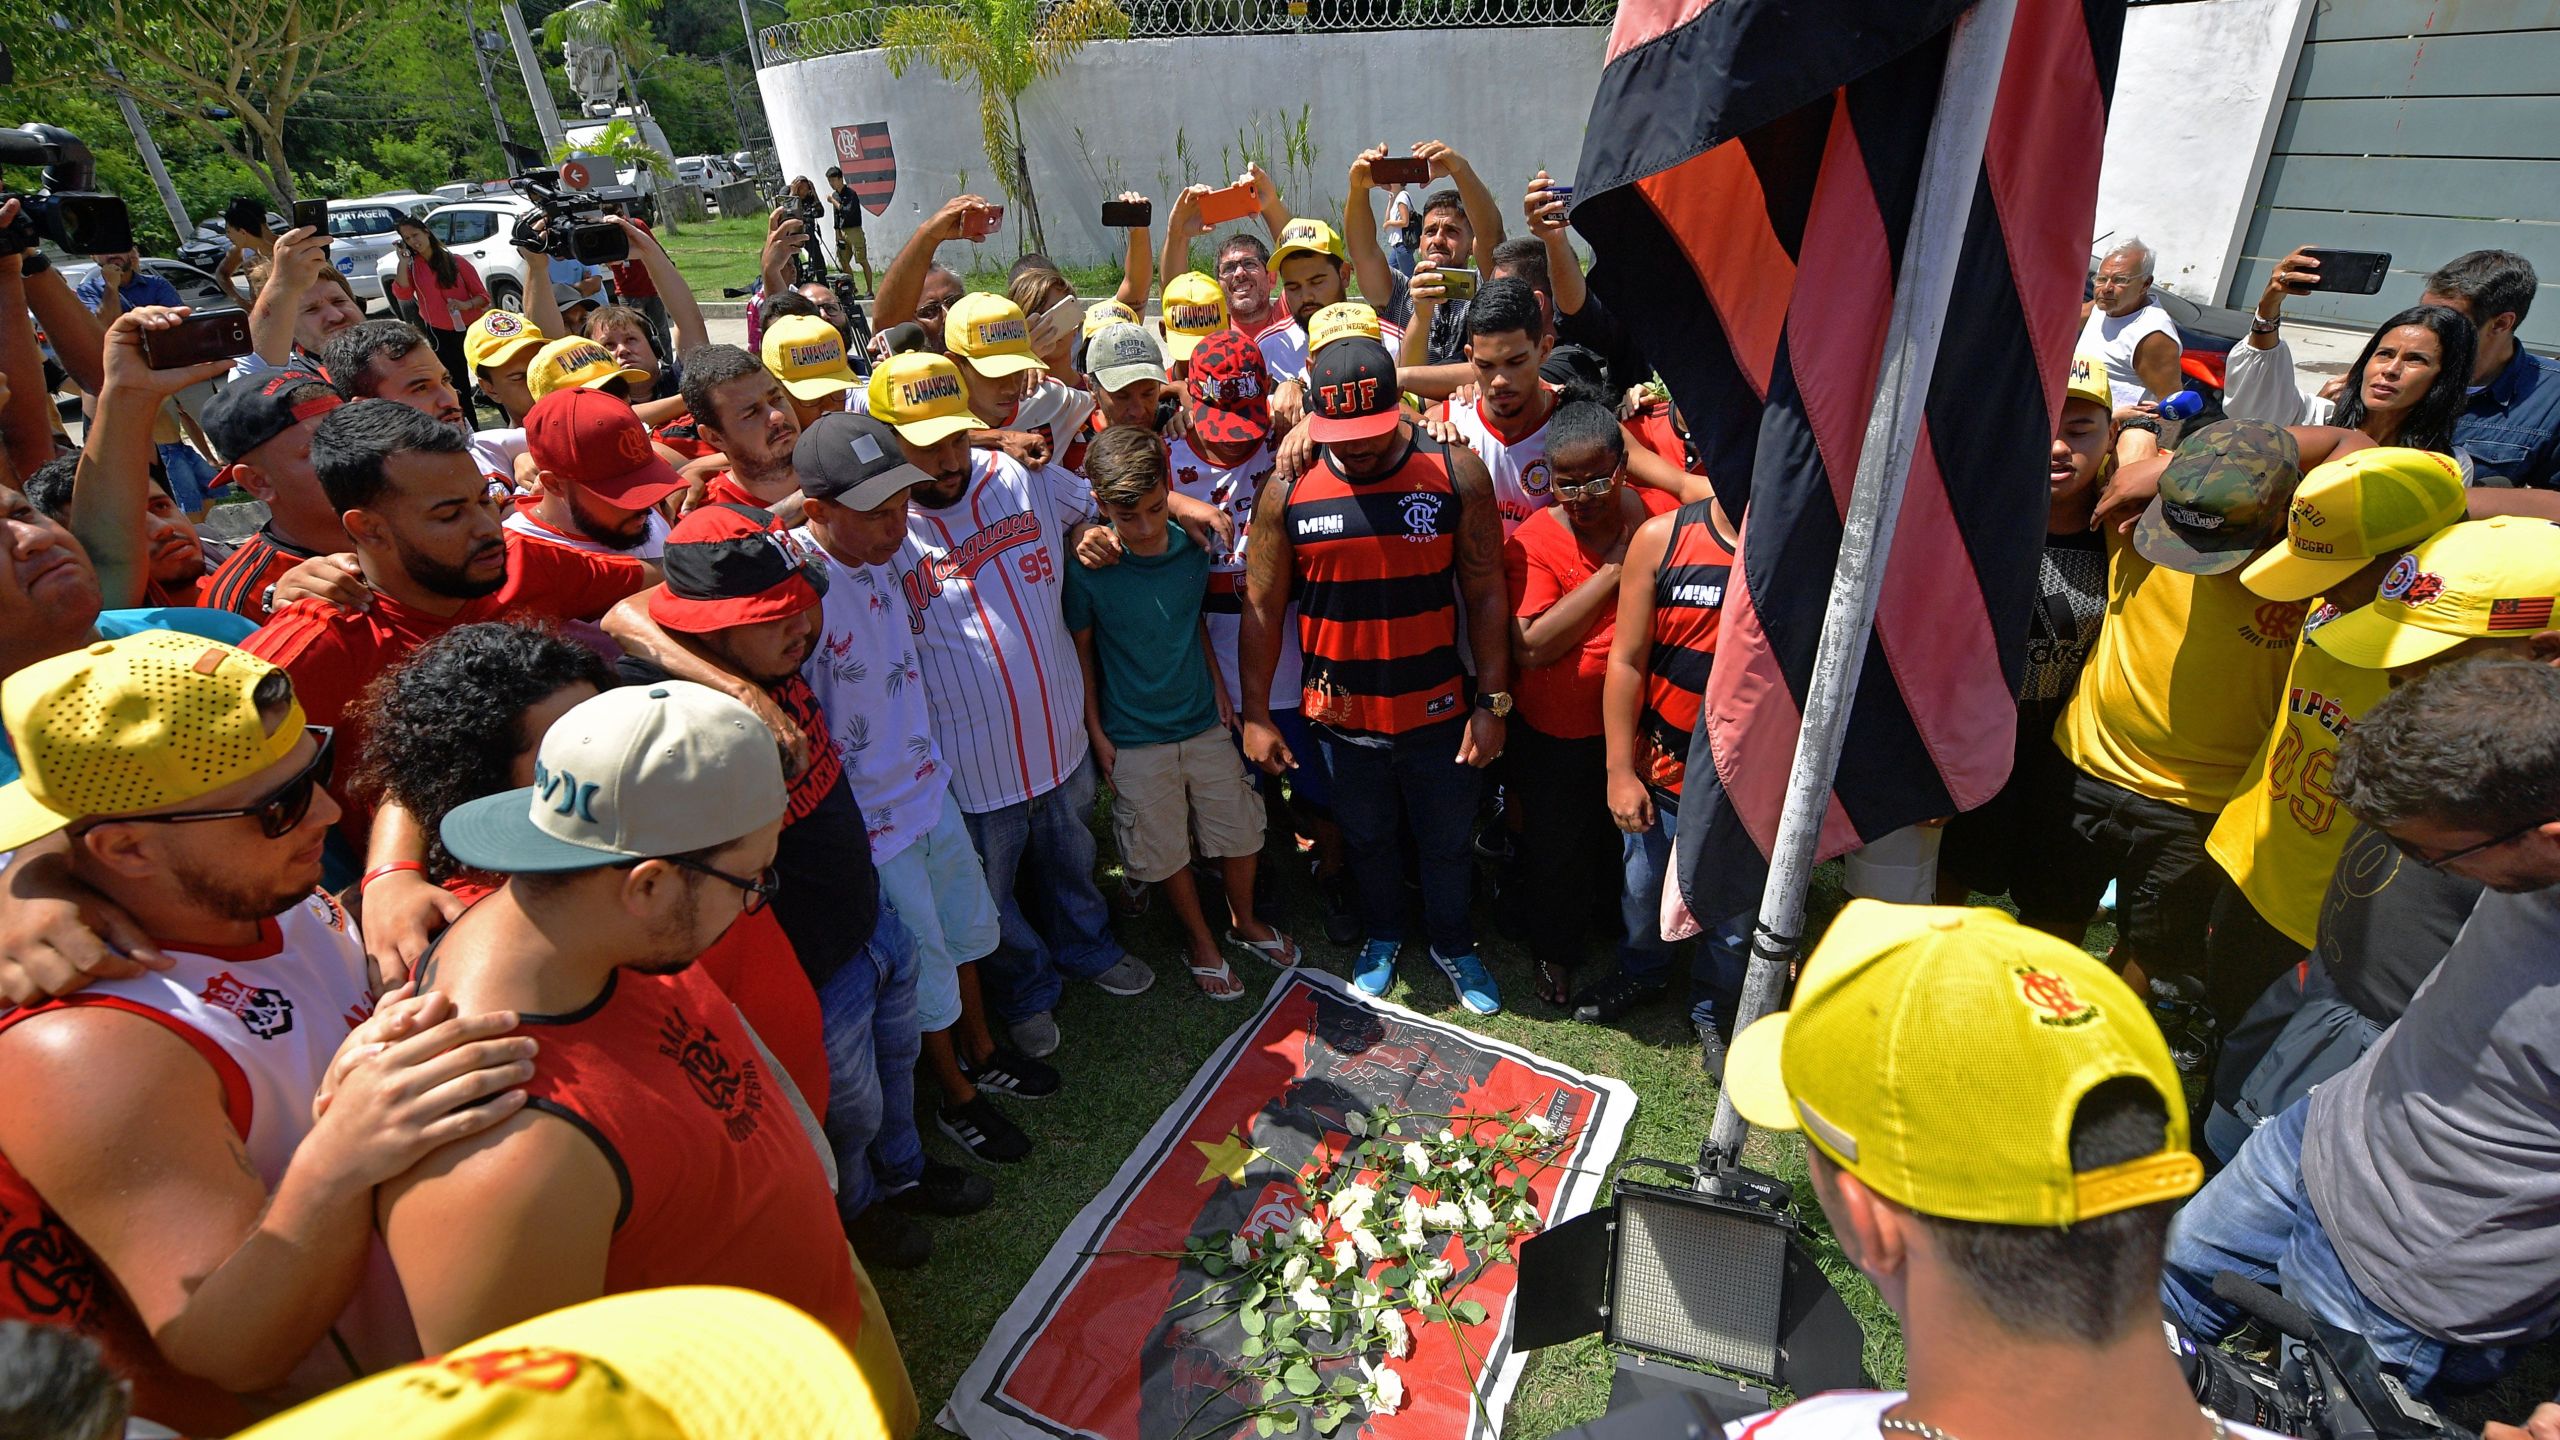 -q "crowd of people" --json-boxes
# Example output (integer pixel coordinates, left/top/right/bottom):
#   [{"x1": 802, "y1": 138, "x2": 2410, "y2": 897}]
[{"x1": 0, "y1": 121, "x2": 2557, "y2": 1440}]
